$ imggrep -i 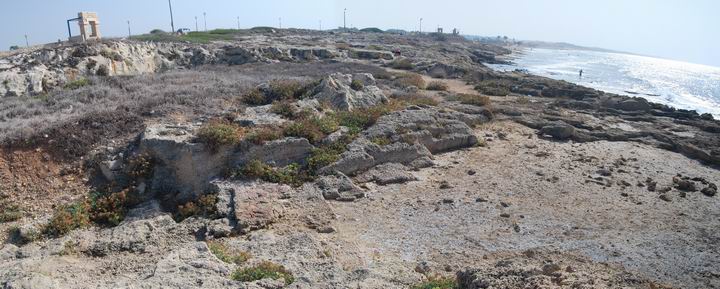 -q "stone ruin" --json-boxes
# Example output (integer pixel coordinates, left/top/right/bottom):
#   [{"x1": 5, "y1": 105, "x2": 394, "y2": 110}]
[{"x1": 68, "y1": 12, "x2": 101, "y2": 42}]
